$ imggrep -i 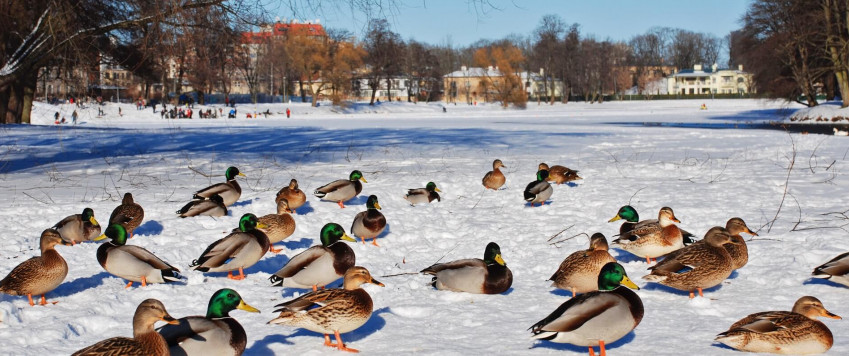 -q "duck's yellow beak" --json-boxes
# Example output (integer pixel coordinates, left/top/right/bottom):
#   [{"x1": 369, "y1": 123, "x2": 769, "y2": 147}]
[
  {"x1": 608, "y1": 215, "x2": 622, "y2": 223},
  {"x1": 94, "y1": 233, "x2": 108, "y2": 241},
  {"x1": 435, "y1": 188, "x2": 442, "y2": 192},
  {"x1": 256, "y1": 222, "x2": 268, "y2": 229},
  {"x1": 238, "y1": 172, "x2": 246, "y2": 177},
  {"x1": 238, "y1": 300, "x2": 261, "y2": 313},
  {"x1": 621, "y1": 275, "x2": 640, "y2": 290},
  {"x1": 495, "y1": 254, "x2": 506, "y2": 266},
  {"x1": 360, "y1": 177, "x2": 368, "y2": 183},
  {"x1": 90, "y1": 217, "x2": 100, "y2": 226},
  {"x1": 341, "y1": 233, "x2": 356, "y2": 242},
  {"x1": 161, "y1": 315, "x2": 180, "y2": 325},
  {"x1": 374, "y1": 202, "x2": 382, "y2": 210}
]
